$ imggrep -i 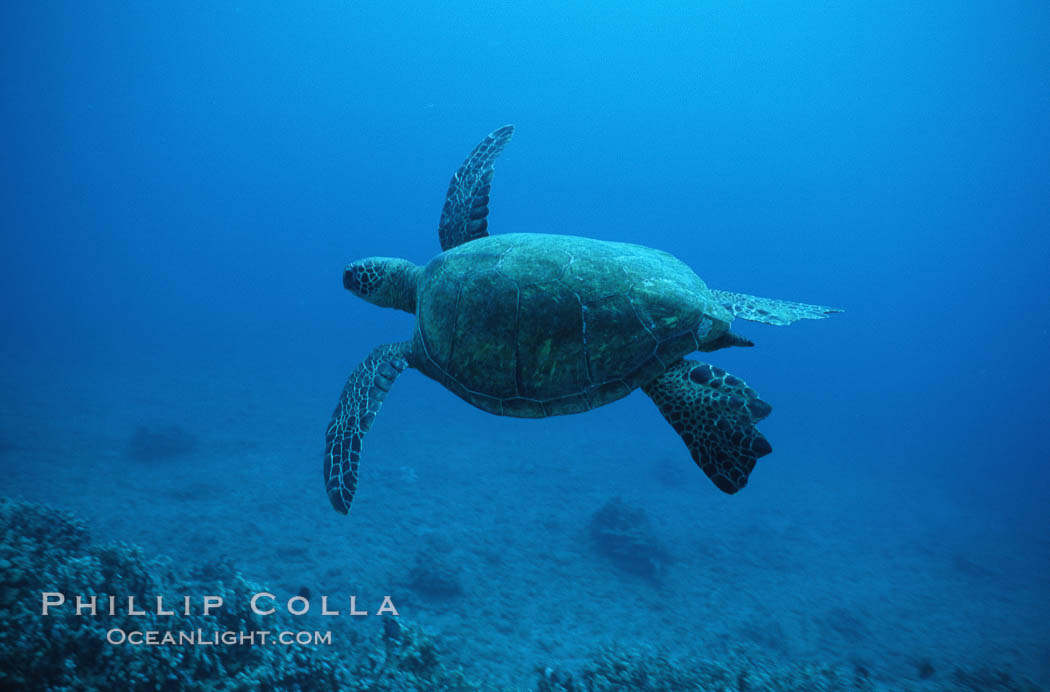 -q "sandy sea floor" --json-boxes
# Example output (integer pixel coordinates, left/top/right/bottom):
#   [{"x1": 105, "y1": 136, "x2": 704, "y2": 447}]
[{"x1": 1, "y1": 356, "x2": 1047, "y2": 689}]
